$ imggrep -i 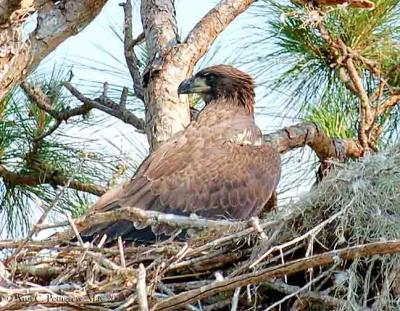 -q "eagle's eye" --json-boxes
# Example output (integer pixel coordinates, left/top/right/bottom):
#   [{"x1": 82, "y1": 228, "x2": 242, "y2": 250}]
[{"x1": 203, "y1": 73, "x2": 216, "y2": 84}]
